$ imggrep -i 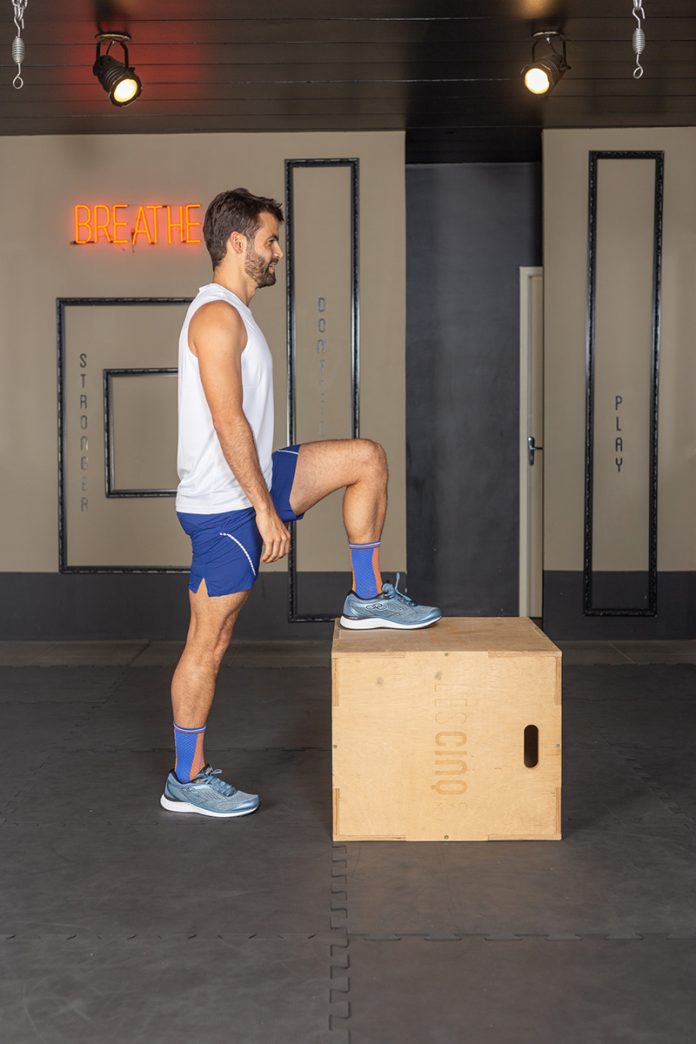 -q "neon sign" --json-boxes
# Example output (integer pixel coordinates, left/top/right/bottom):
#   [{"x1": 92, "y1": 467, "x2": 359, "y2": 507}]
[{"x1": 73, "y1": 203, "x2": 202, "y2": 246}]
